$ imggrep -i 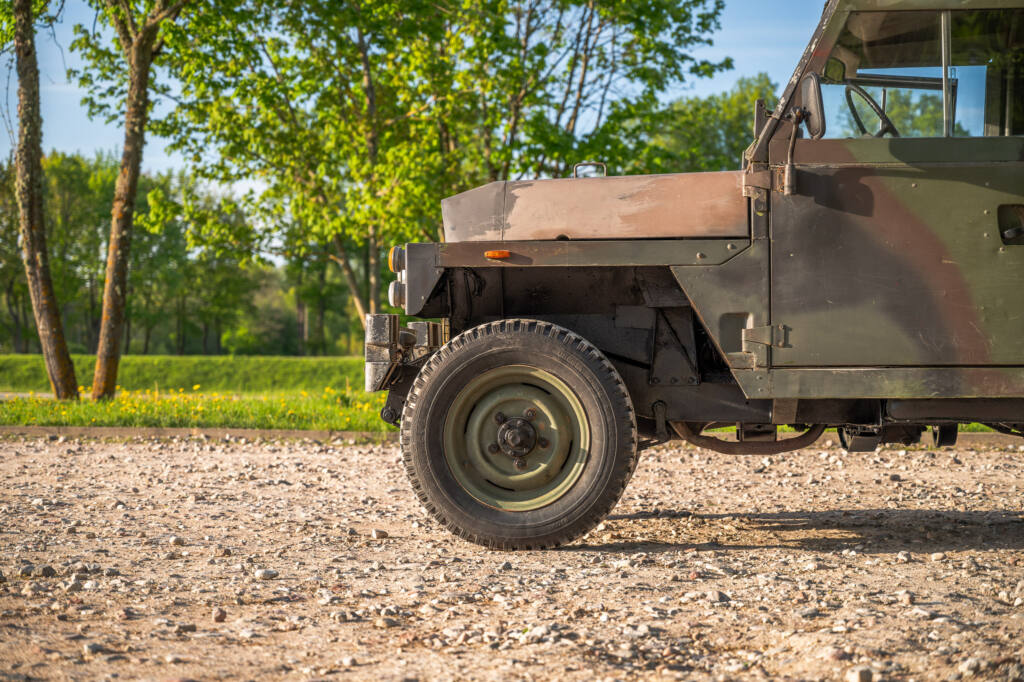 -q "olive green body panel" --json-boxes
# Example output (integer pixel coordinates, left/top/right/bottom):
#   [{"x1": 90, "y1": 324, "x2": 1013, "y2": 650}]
[
  {"x1": 770, "y1": 137, "x2": 1024, "y2": 367},
  {"x1": 753, "y1": 367, "x2": 1024, "y2": 400}
]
